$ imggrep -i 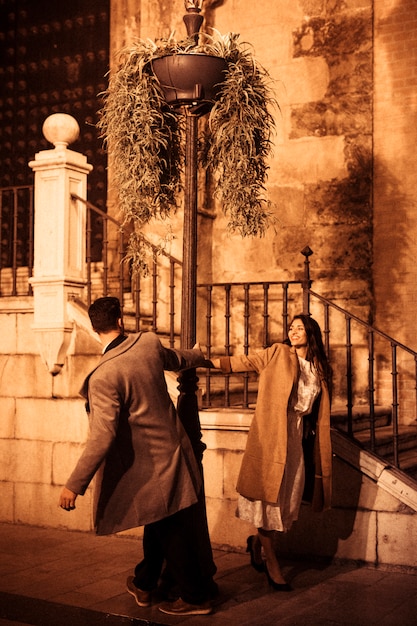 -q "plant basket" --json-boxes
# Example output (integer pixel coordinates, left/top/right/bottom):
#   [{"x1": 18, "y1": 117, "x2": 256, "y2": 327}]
[{"x1": 151, "y1": 54, "x2": 228, "y2": 110}]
